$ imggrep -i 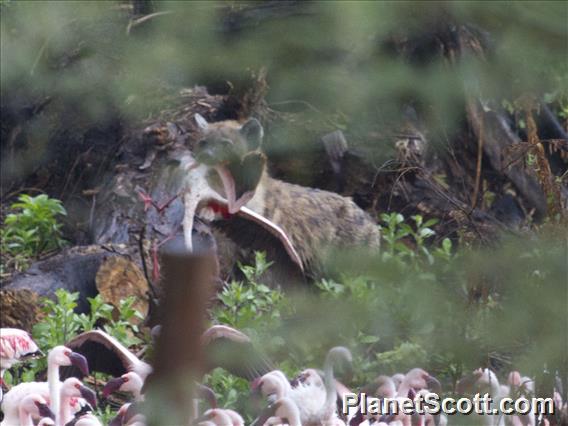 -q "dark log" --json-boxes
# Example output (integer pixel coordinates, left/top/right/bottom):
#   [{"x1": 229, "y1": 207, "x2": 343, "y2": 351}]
[{"x1": 1, "y1": 245, "x2": 142, "y2": 313}]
